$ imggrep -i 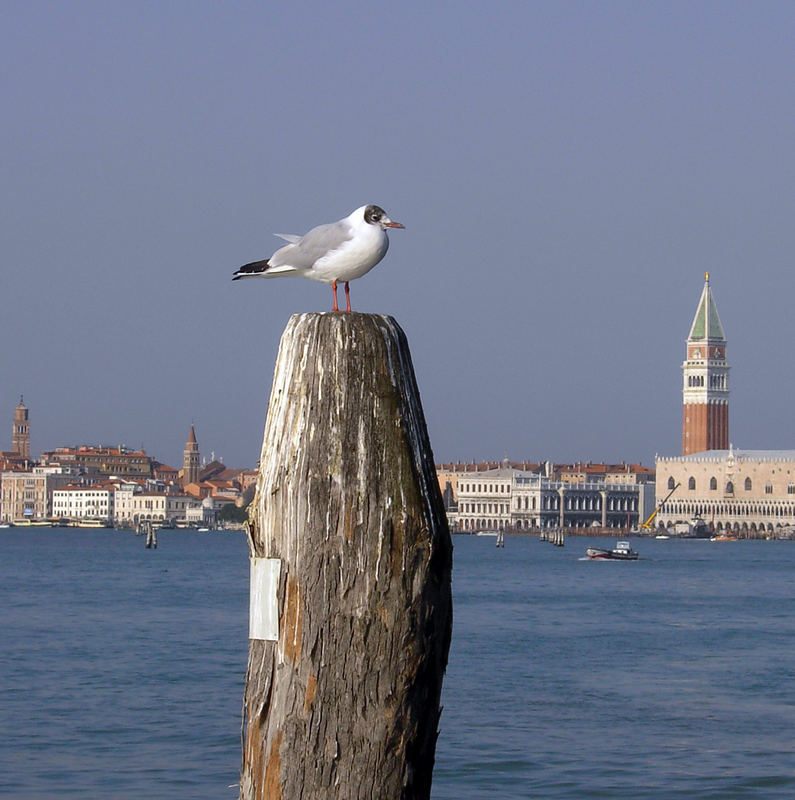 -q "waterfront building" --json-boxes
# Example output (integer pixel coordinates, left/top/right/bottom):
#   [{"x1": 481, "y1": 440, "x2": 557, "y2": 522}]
[
  {"x1": 454, "y1": 466, "x2": 517, "y2": 530},
  {"x1": 438, "y1": 460, "x2": 652, "y2": 499},
  {"x1": 164, "y1": 494, "x2": 198, "y2": 523},
  {"x1": 450, "y1": 465, "x2": 653, "y2": 532},
  {"x1": 186, "y1": 496, "x2": 218, "y2": 527},
  {"x1": 111, "y1": 482, "x2": 144, "y2": 527},
  {"x1": 128, "y1": 492, "x2": 169, "y2": 524},
  {"x1": 0, "y1": 466, "x2": 76, "y2": 522},
  {"x1": 437, "y1": 462, "x2": 536, "y2": 510},
  {"x1": 182, "y1": 426, "x2": 200, "y2": 487},
  {"x1": 12, "y1": 396, "x2": 30, "y2": 460},
  {"x1": 40, "y1": 445, "x2": 153, "y2": 479},
  {"x1": 655, "y1": 448, "x2": 795, "y2": 535},
  {"x1": 52, "y1": 483, "x2": 116, "y2": 523},
  {"x1": 122, "y1": 492, "x2": 199, "y2": 525},
  {"x1": 682, "y1": 273, "x2": 729, "y2": 455}
]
